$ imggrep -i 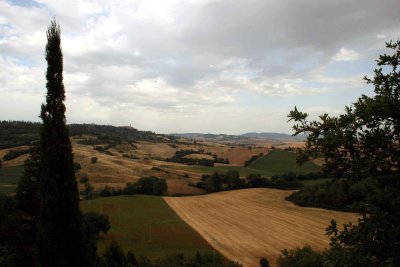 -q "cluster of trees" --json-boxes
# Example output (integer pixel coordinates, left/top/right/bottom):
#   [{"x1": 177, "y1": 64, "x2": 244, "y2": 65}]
[
  {"x1": 166, "y1": 149, "x2": 229, "y2": 166},
  {"x1": 286, "y1": 177, "x2": 372, "y2": 211},
  {"x1": 195, "y1": 171, "x2": 319, "y2": 193},
  {"x1": 0, "y1": 121, "x2": 40, "y2": 149},
  {"x1": 280, "y1": 40, "x2": 400, "y2": 266},
  {"x1": 97, "y1": 241, "x2": 242, "y2": 267},
  {"x1": 244, "y1": 153, "x2": 263, "y2": 167},
  {"x1": 100, "y1": 176, "x2": 168, "y2": 197},
  {"x1": 69, "y1": 124, "x2": 163, "y2": 142},
  {"x1": 2, "y1": 148, "x2": 33, "y2": 161}
]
